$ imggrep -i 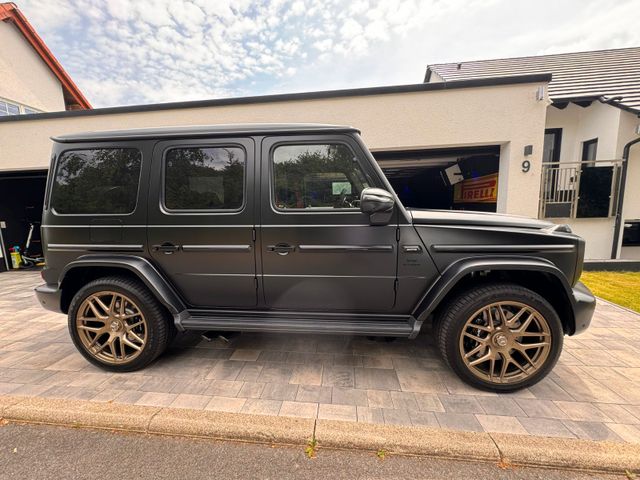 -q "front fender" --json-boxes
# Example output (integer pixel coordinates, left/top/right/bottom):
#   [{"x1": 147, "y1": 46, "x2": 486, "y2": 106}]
[
  {"x1": 412, "y1": 256, "x2": 576, "y2": 325},
  {"x1": 60, "y1": 254, "x2": 186, "y2": 315}
]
